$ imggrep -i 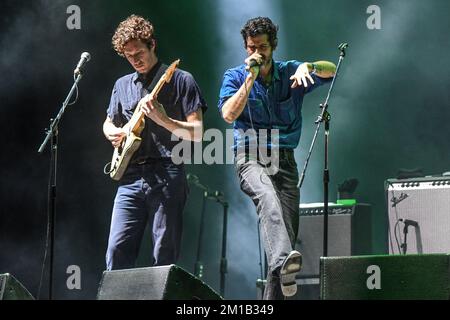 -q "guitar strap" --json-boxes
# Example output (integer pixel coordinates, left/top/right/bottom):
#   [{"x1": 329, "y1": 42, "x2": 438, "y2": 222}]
[{"x1": 142, "y1": 62, "x2": 169, "y2": 97}]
